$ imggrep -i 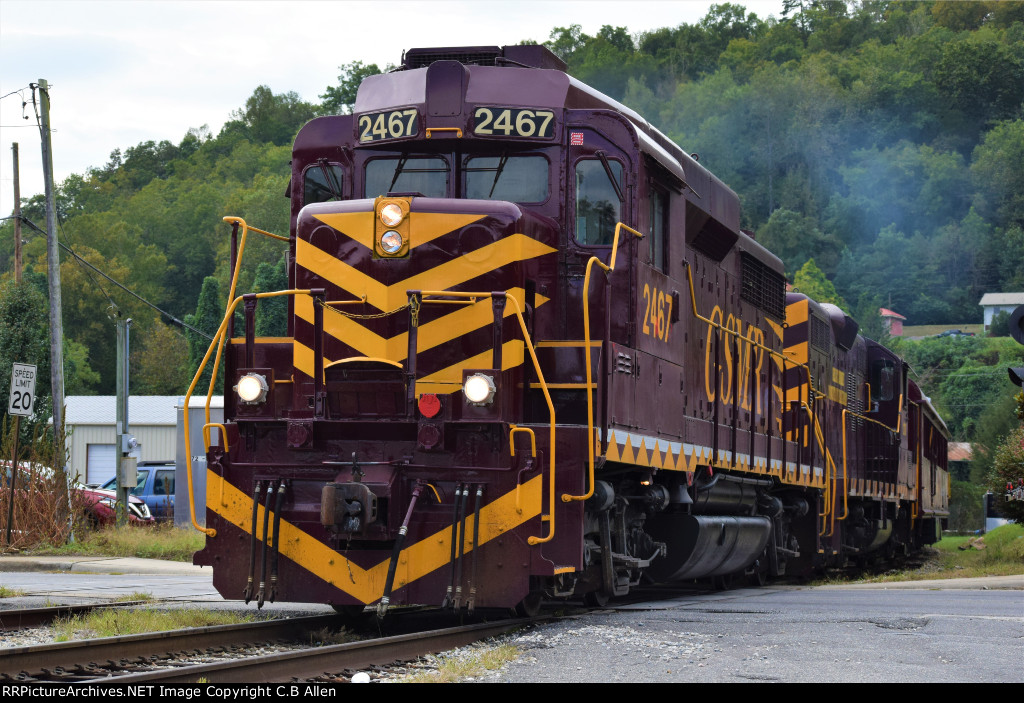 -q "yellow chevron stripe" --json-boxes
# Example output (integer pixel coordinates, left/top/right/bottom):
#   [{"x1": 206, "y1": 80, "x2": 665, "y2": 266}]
[
  {"x1": 786, "y1": 299, "x2": 809, "y2": 325},
  {"x1": 416, "y1": 340, "x2": 525, "y2": 394},
  {"x1": 208, "y1": 471, "x2": 542, "y2": 604},
  {"x1": 295, "y1": 288, "x2": 549, "y2": 361},
  {"x1": 312, "y1": 211, "x2": 487, "y2": 252},
  {"x1": 785, "y1": 341, "x2": 808, "y2": 364},
  {"x1": 296, "y1": 234, "x2": 557, "y2": 313},
  {"x1": 292, "y1": 339, "x2": 526, "y2": 396}
]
